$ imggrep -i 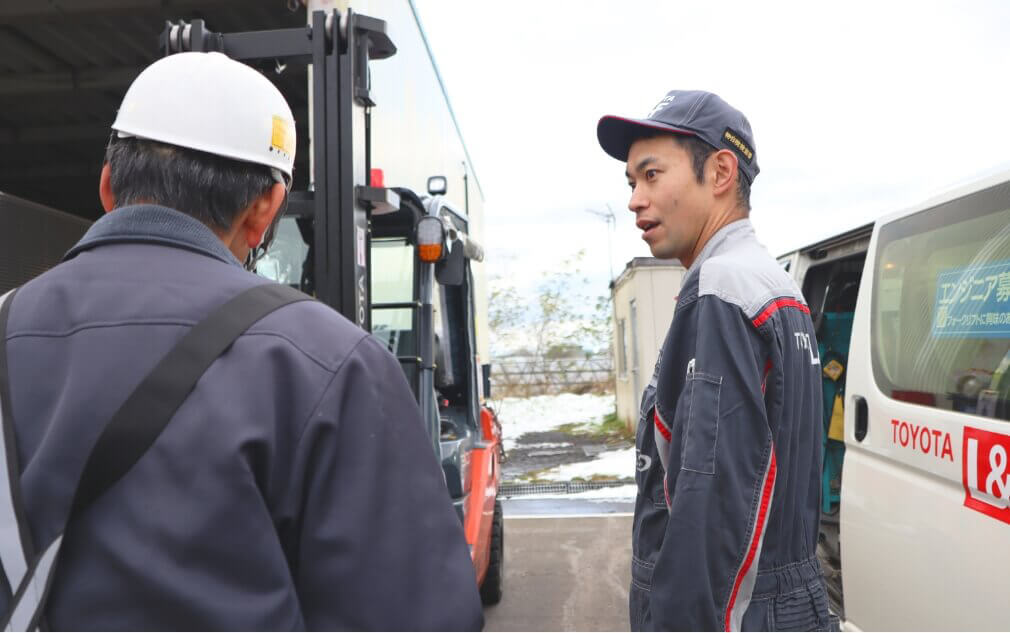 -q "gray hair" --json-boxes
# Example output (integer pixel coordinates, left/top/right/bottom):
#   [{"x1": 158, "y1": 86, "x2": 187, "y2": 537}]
[{"x1": 104, "y1": 136, "x2": 275, "y2": 230}]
